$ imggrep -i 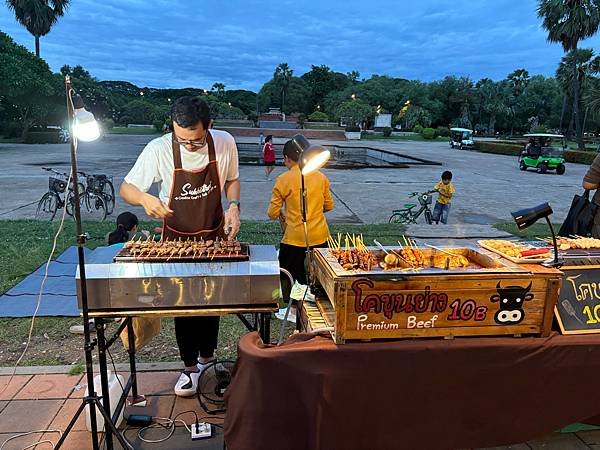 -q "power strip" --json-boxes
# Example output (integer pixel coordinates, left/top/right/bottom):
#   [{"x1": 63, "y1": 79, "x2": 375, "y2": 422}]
[{"x1": 191, "y1": 422, "x2": 212, "y2": 440}]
